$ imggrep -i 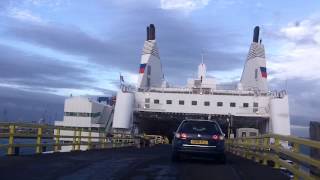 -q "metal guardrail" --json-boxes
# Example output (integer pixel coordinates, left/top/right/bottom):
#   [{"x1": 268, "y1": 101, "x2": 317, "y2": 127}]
[
  {"x1": 226, "y1": 134, "x2": 320, "y2": 180},
  {"x1": 0, "y1": 122, "x2": 138, "y2": 155}
]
